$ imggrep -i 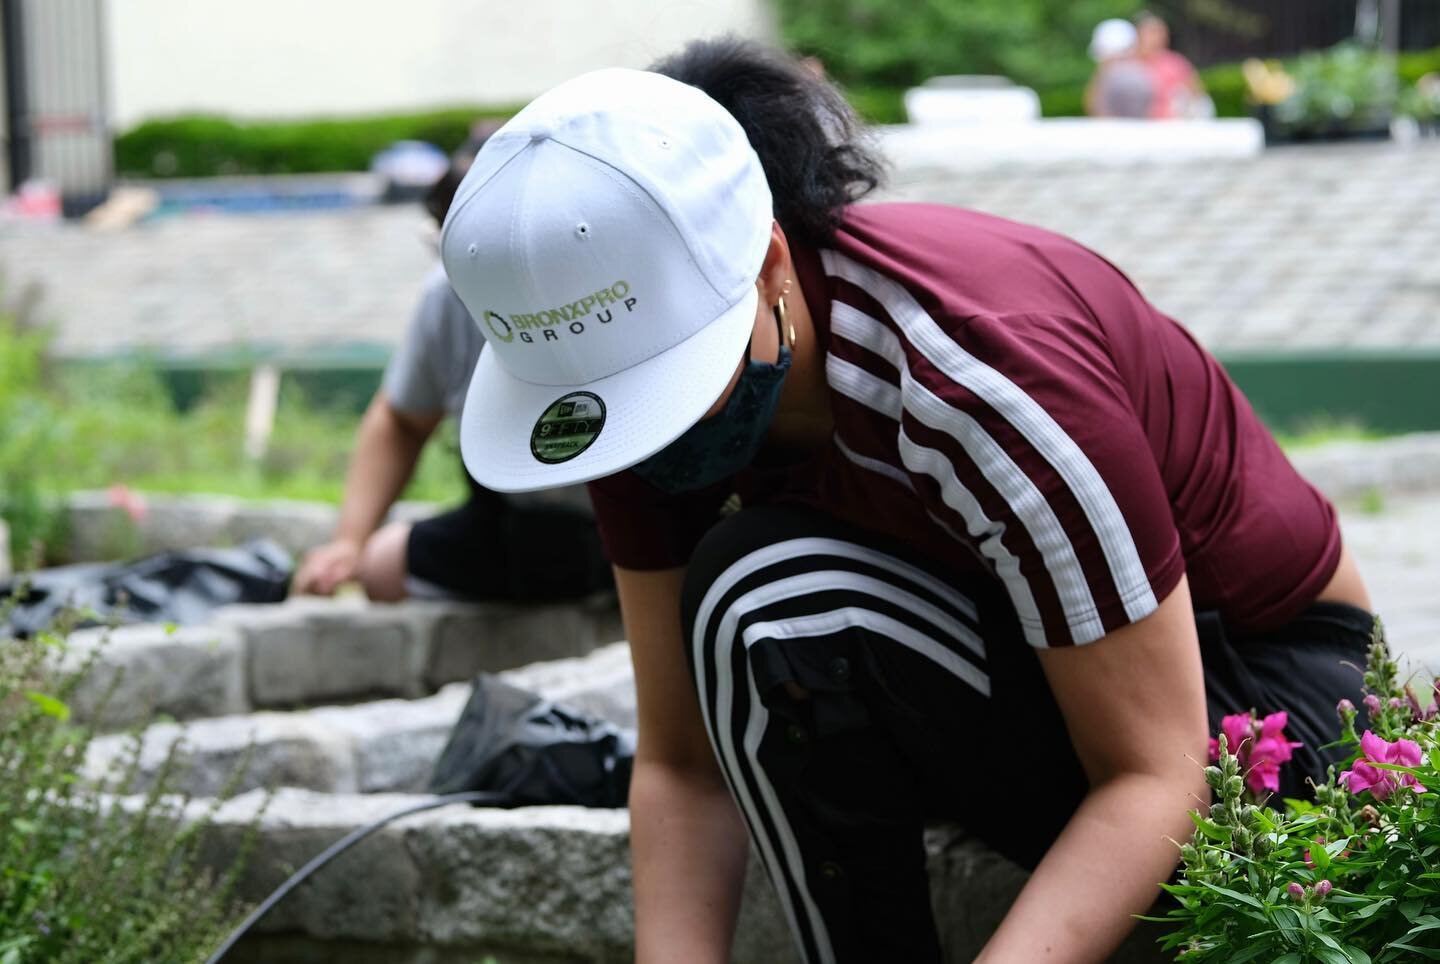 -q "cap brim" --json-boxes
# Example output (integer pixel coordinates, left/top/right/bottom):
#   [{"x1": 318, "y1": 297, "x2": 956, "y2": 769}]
[{"x1": 459, "y1": 285, "x2": 758, "y2": 493}]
